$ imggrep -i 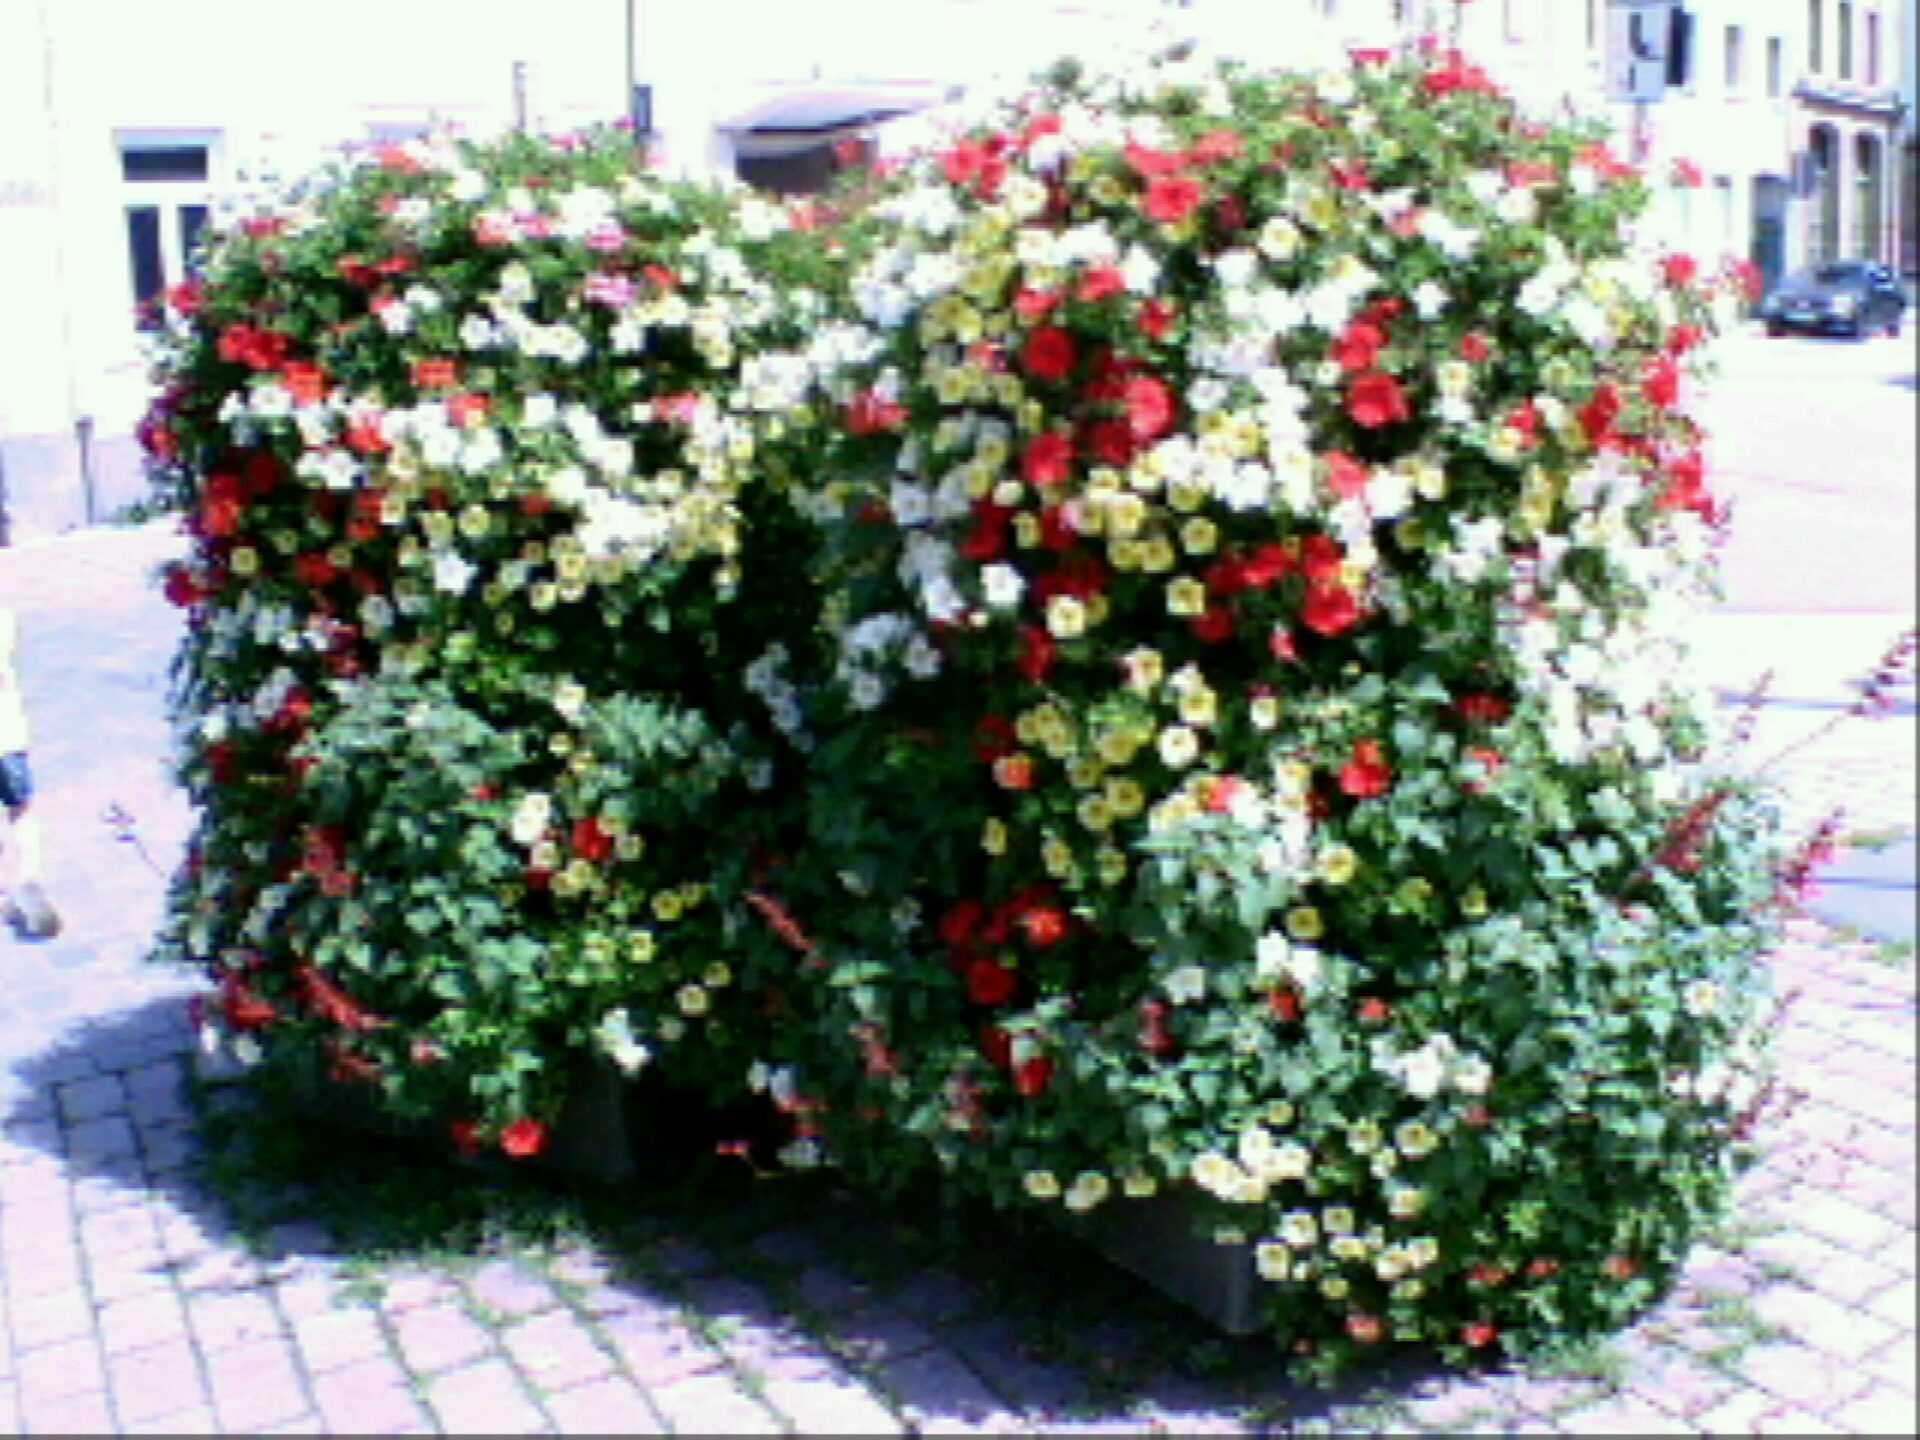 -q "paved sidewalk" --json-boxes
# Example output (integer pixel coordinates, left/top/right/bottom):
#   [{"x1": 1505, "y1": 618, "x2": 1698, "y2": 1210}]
[{"x1": 1, "y1": 524, "x2": 1914, "y2": 1437}]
